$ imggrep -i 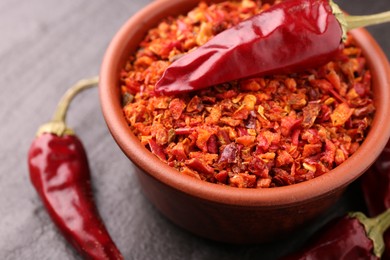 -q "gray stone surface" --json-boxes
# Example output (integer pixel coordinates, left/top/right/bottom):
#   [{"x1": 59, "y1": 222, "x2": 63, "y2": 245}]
[{"x1": 1, "y1": 0, "x2": 389, "y2": 259}]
